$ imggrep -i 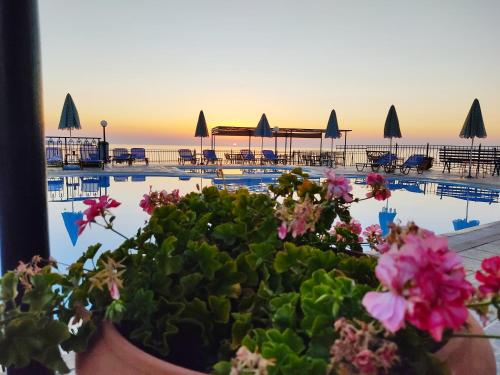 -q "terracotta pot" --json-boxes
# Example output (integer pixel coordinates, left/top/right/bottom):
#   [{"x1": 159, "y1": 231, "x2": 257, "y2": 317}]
[
  {"x1": 77, "y1": 316, "x2": 496, "y2": 375},
  {"x1": 435, "y1": 315, "x2": 496, "y2": 375},
  {"x1": 76, "y1": 322, "x2": 207, "y2": 375}
]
